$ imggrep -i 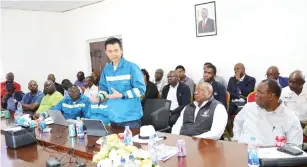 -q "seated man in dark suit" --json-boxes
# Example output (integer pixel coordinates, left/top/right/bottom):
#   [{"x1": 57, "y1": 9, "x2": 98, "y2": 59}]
[
  {"x1": 227, "y1": 63, "x2": 256, "y2": 115},
  {"x1": 266, "y1": 66, "x2": 288, "y2": 88},
  {"x1": 198, "y1": 8, "x2": 215, "y2": 33},
  {"x1": 161, "y1": 71, "x2": 191, "y2": 126},
  {"x1": 203, "y1": 64, "x2": 227, "y2": 108}
]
